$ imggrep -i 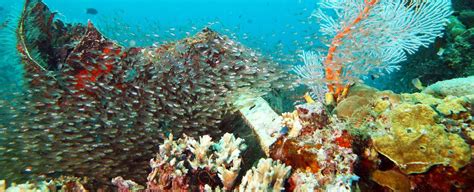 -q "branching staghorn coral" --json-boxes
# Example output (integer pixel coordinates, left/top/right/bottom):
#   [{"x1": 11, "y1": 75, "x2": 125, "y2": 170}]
[{"x1": 294, "y1": 0, "x2": 452, "y2": 102}]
